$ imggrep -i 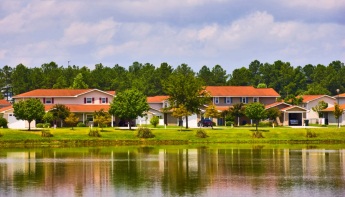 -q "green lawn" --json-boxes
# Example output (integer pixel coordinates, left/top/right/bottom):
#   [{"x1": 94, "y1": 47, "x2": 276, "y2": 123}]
[{"x1": 1, "y1": 126, "x2": 345, "y2": 147}]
